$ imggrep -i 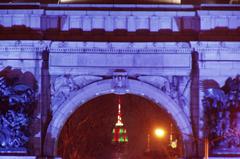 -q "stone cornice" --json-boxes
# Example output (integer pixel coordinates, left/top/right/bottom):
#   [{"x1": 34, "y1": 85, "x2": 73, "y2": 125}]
[
  {"x1": 0, "y1": 3, "x2": 240, "y2": 10},
  {"x1": 49, "y1": 48, "x2": 191, "y2": 54},
  {"x1": 191, "y1": 41, "x2": 240, "y2": 55},
  {"x1": 0, "y1": 41, "x2": 192, "y2": 54},
  {"x1": 49, "y1": 42, "x2": 192, "y2": 54},
  {"x1": 0, "y1": 4, "x2": 240, "y2": 38},
  {"x1": 1, "y1": 41, "x2": 240, "y2": 55}
]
